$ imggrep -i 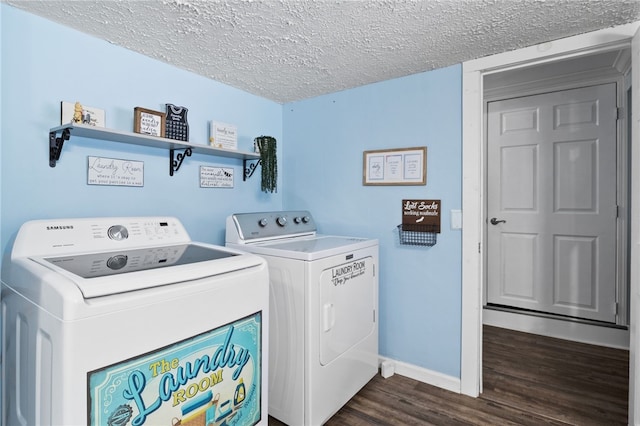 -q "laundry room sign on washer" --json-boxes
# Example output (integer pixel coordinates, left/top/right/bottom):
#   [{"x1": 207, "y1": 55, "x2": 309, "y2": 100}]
[{"x1": 87, "y1": 312, "x2": 262, "y2": 426}]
